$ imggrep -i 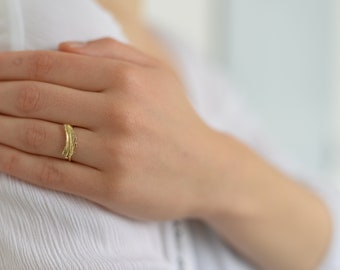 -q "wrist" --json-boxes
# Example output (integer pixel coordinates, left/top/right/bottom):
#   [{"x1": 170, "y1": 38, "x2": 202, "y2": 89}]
[
  {"x1": 191, "y1": 132, "x2": 277, "y2": 222},
  {"x1": 188, "y1": 130, "x2": 333, "y2": 270},
  {"x1": 188, "y1": 131, "x2": 246, "y2": 220}
]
